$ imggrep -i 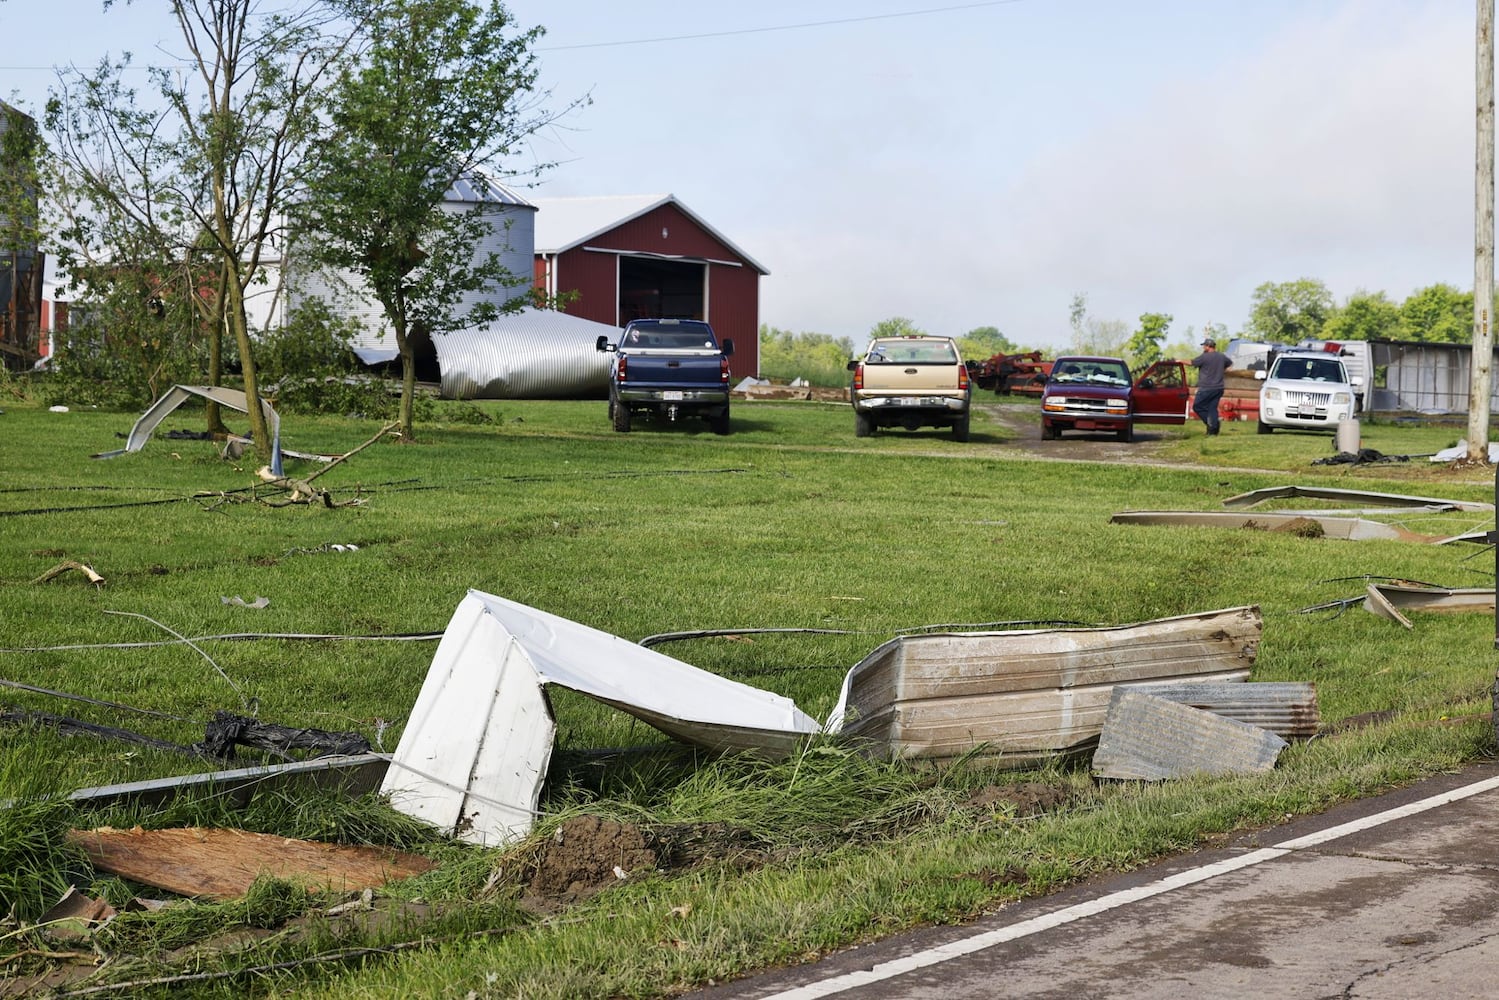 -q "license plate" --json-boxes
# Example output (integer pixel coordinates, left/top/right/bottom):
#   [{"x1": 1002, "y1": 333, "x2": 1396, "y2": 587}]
[{"x1": 662, "y1": 390, "x2": 684, "y2": 401}]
